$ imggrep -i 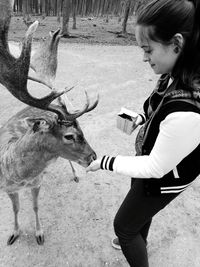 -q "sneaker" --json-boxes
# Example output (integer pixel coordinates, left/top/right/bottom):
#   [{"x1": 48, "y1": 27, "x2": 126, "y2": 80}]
[{"x1": 111, "y1": 237, "x2": 121, "y2": 250}]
